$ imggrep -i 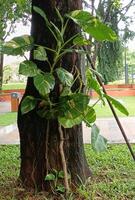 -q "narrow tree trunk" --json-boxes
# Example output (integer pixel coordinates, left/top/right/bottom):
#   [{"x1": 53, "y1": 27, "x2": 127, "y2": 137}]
[
  {"x1": 0, "y1": 53, "x2": 4, "y2": 90},
  {"x1": 18, "y1": 0, "x2": 91, "y2": 191}
]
